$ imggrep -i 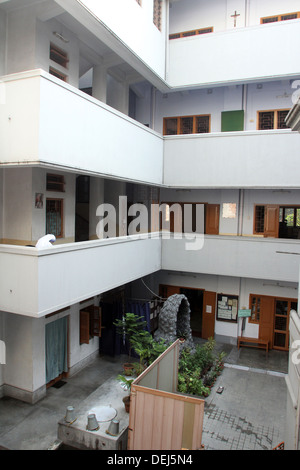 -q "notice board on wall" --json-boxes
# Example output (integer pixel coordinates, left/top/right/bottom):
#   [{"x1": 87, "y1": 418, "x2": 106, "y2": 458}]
[{"x1": 217, "y1": 293, "x2": 239, "y2": 322}]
